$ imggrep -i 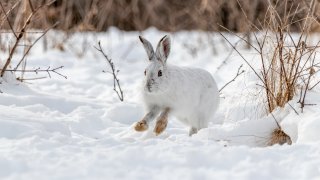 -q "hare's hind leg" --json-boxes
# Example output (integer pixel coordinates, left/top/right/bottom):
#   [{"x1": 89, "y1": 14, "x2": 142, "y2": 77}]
[
  {"x1": 134, "y1": 106, "x2": 160, "y2": 132},
  {"x1": 188, "y1": 116, "x2": 208, "y2": 136},
  {"x1": 154, "y1": 108, "x2": 170, "y2": 135},
  {"x1": 189, "y1": 127, "x2": 198, "y2": 136}
]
